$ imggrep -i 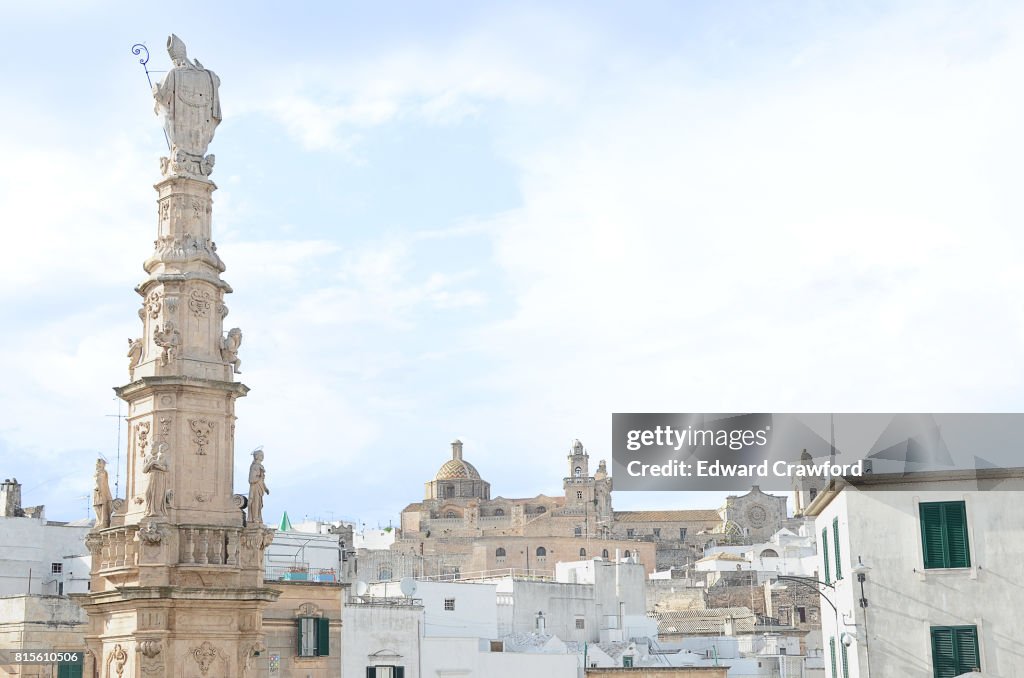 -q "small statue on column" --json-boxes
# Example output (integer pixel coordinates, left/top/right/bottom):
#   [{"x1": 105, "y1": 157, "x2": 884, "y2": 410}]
[
  {"x1": 247, "y1": 448, "x2": 269, "y2": 525},
  {"x1": 127, "y1": 337, "x2": 143, "y2": 380},
  {"x1": 143, "y1": 443, "x2": 170, "y2": 517},
  {"x1": 93, "y1": 459, "x2": 113, "y2": 529},
  {"x1": 221, "y1": 327, "x2": 243, "y2": 374}
]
